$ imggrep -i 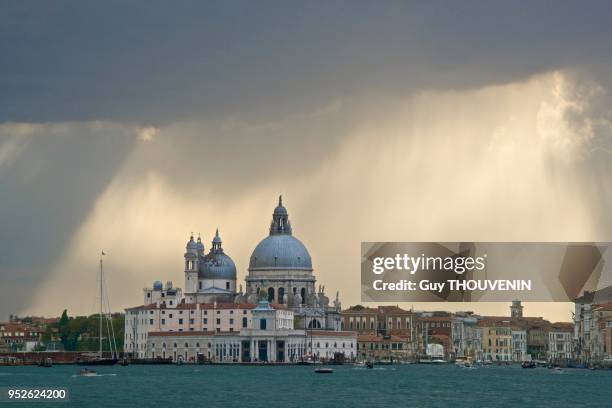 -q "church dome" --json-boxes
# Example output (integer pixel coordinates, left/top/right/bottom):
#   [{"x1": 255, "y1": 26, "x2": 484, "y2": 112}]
[
  {"x1": 248, "y1": 196, "x2": 313, "y2": 271},
  {"x1": 186, "y1": 235, "x2": 197, "y2": 250},
  {"x1": 198, "y1": 230, "x2": 237, "y2": 280}
]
